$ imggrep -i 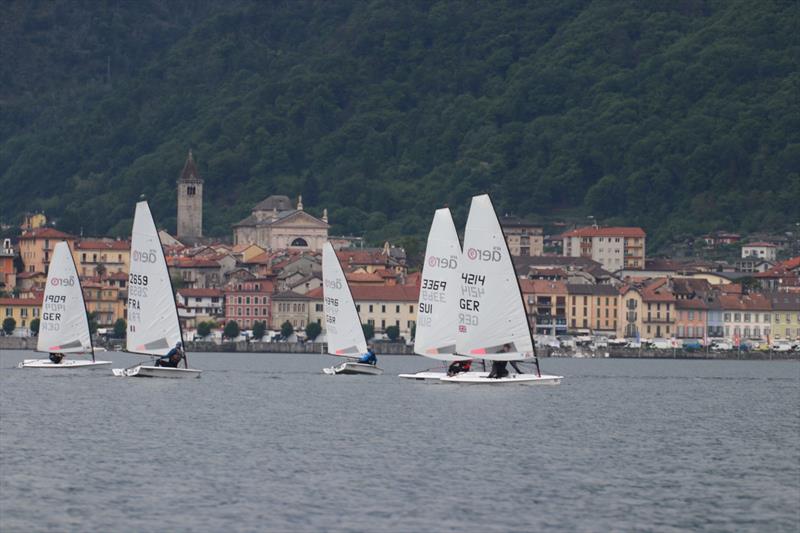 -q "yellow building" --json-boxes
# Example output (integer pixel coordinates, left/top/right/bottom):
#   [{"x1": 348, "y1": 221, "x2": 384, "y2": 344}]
[
  {"x1": 73, "y1": 239, "x2": 131, "y2": 277},
  {"x1": 308, "y1": 284, "x2": 419, "y2": 339},
  {"x1": 18, "y1": 228, "x2": 76, "y2": 274},
  {"x1": 566, "y1": 284, "x2": 619, "y2": 336},
  {"x1": 768, "y1": 292, "x2": 800, "y2": 340},
  {"x1": 1, "y1": 296, "x2": 42, "y2": 334},
  {"x1": 21, "y1": 213, "x2": 47, "y2": 230},
  {"x1": 82, "y1": 281, "x2": 125, "y2": 326}
]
